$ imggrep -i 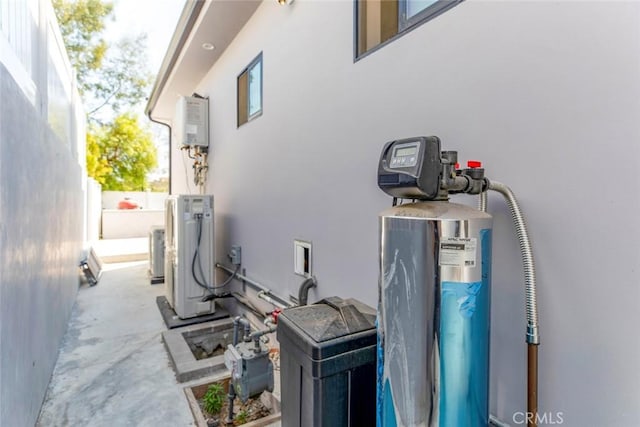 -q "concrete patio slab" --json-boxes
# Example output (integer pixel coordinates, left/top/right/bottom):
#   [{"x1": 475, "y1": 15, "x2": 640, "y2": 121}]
[
  {"x1": 162, "y1": 318, "x2": 234, "y2": 383},
  {"x1": 92, "y1": 237, "x2": 148, "y2": 263},
  {"x1": 36, "y1": 261, "x2": 194, "y2": 427}
]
